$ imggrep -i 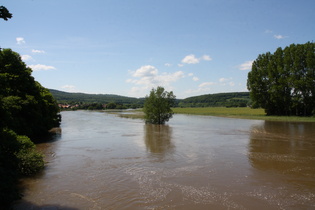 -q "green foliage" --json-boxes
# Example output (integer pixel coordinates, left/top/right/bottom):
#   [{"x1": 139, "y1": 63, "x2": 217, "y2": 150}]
[
  {"x1": 0, "y1": 129, "x2": 44, "y2": 206},
  {"x1": 50, "y1": 89, "x2": 144, "y2": 105},
  {"x1": 143, "y1": 86, "x2": 176, "y2": 124},
  {"x1": 0, "y1": 49, "x2": 61, "y2": 137},
  {"x1": 172, "y1": 107, "x2": 315, "y2": 122},
  {"x1": 15, "y1": 135, "x2": 44, "y2": 176},
  {"x1": 178, "y1": 92, "x2": 250, "y2": 107},
  {"x1": 0, "y1": 48, "x2": 59, "y2": 206},
  {"x1": 0, "y1": 6, "x2": 12, "y2": 21},
  {"x1": 50, "y1": 89, "x2": 252, "y2": 109},
  {"x1": 247, "y1": 42, "x2": 315, "y2": 116}
]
